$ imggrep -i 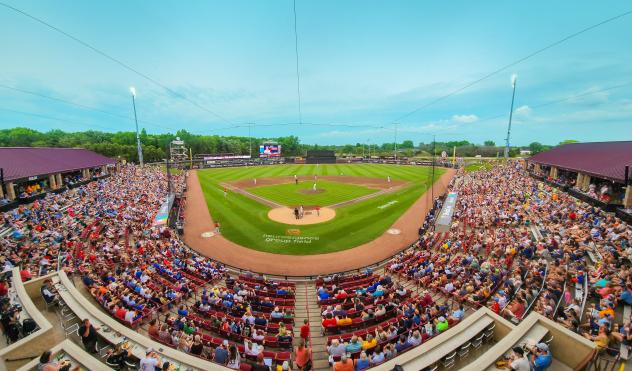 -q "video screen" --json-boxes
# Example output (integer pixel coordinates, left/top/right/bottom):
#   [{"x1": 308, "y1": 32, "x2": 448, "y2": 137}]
[{"x1": 259, "y1": 144, "x2": 281, "y2": 157}]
